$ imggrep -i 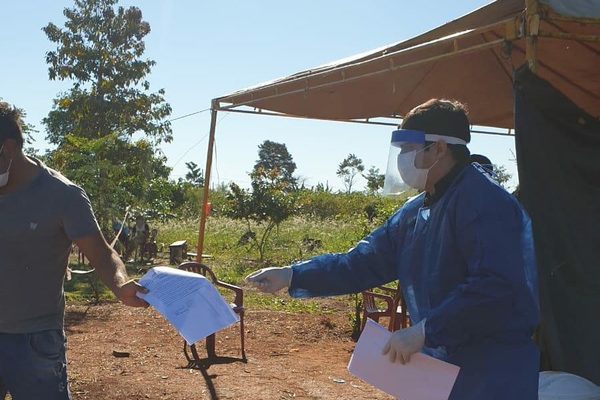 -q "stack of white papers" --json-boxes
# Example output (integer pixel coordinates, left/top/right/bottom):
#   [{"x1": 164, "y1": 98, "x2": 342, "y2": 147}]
[
  {"x1": 348, "y1": 319, "x2": 460, "y2": 400},
  {"x1": 137, "y1": 266, "x2": 239, "y2": 345}
]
